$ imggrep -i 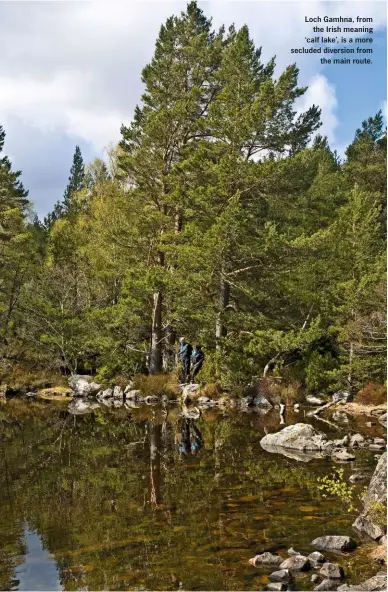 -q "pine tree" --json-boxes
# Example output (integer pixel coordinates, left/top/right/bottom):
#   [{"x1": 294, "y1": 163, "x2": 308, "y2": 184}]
[
  {"x1": 62, "y1": 145, "x2": 85, "y2": 217},
  {"x1": 119, "y1": 1, "x2": 224, "y2": 373},
  {"x1": 0, "y1": 125, "x2": 35, "y2": 350}
]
